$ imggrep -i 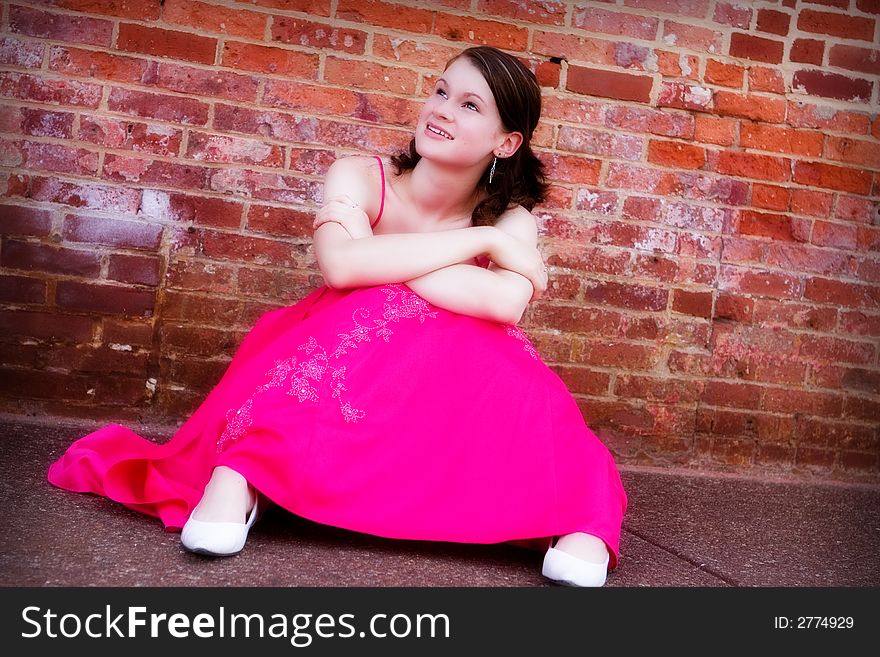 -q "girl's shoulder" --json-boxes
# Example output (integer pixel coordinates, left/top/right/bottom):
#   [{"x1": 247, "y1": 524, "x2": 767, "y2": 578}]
[{"x1": 324, "y1": 155, "x2": 385, "y2": 223}]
